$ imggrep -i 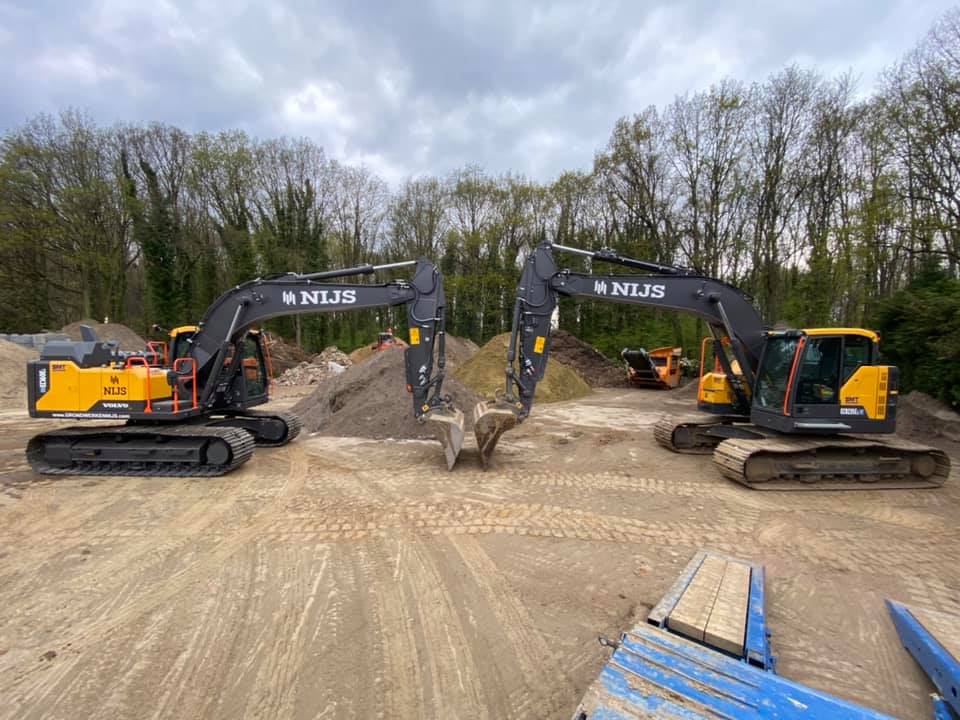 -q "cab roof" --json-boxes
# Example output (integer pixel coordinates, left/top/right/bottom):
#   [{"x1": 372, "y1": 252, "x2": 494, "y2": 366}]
[
  {"x1": 766, "y1": 328, "x2": 879, "y2": 342},
  {"x1": 802, "y1": 328, "x2": 879, "y2": 342}
]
